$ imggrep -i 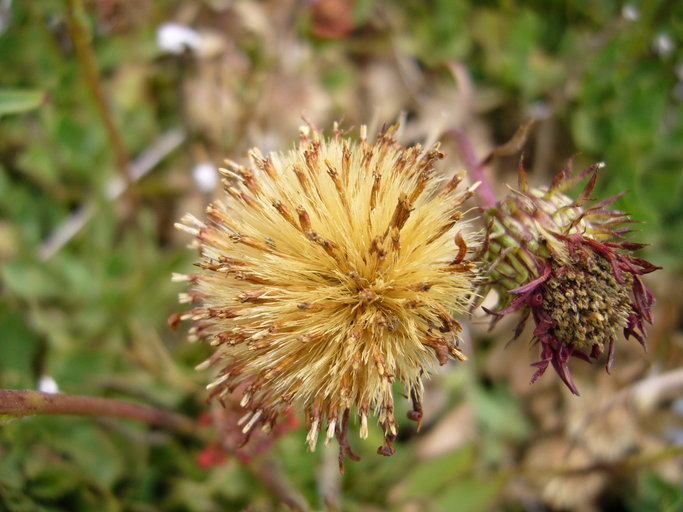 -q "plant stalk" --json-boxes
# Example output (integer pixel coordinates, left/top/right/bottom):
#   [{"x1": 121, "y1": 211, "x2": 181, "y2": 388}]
[
  {"x1": 0, "y1": 389, "x2": 196, "y2": 436},
  {"x1": 249, "y1": 455, "x2": 311, "y2": 512},
  {"x1": 64, "y1": 0, "x2": 134, "y2": 196},
  {"x1": 447, "y1": 129, "x2": 497, "y2": 209}
]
